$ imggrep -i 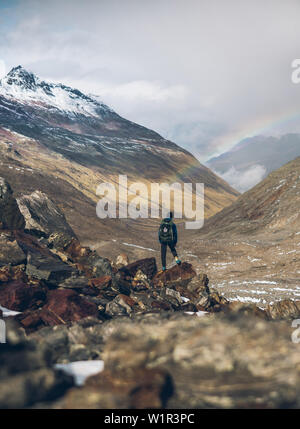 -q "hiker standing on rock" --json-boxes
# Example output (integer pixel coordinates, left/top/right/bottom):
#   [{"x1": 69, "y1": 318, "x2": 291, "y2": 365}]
[{"x1": 159, "y1": 211, "x2": 181, "y2": 272}]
